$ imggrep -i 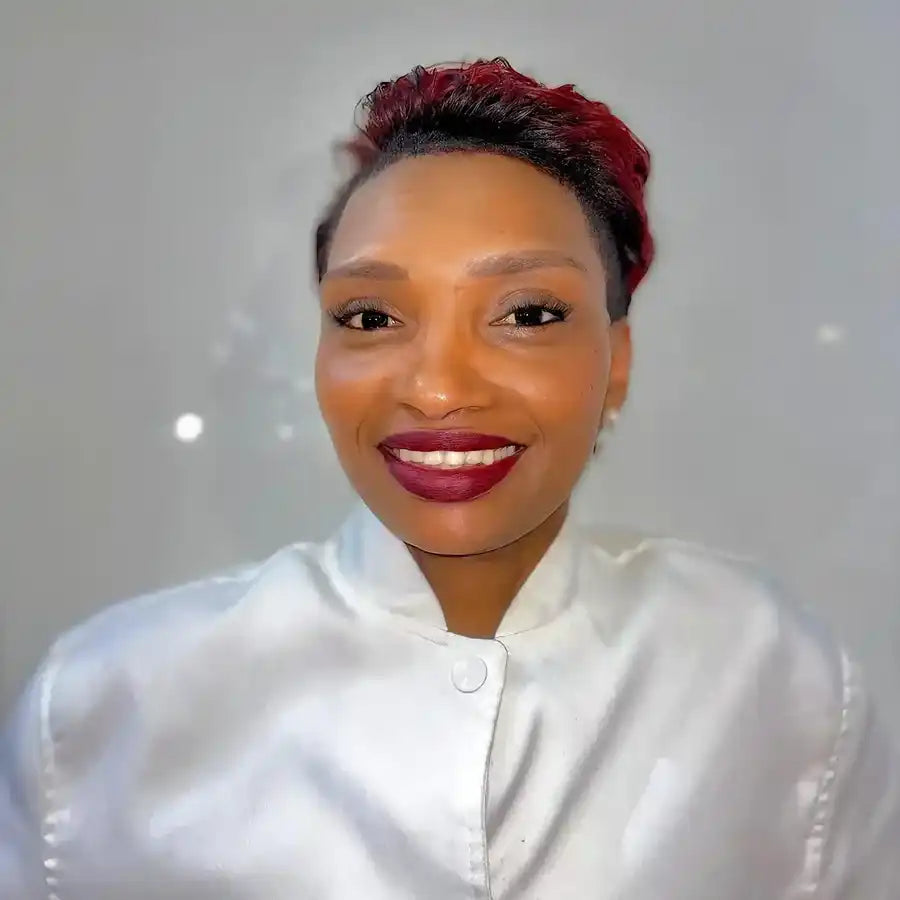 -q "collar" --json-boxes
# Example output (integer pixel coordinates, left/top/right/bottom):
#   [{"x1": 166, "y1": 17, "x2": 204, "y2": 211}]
[{"x1": 328, "y1": 503, "x2": 584, "y2": 638}]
